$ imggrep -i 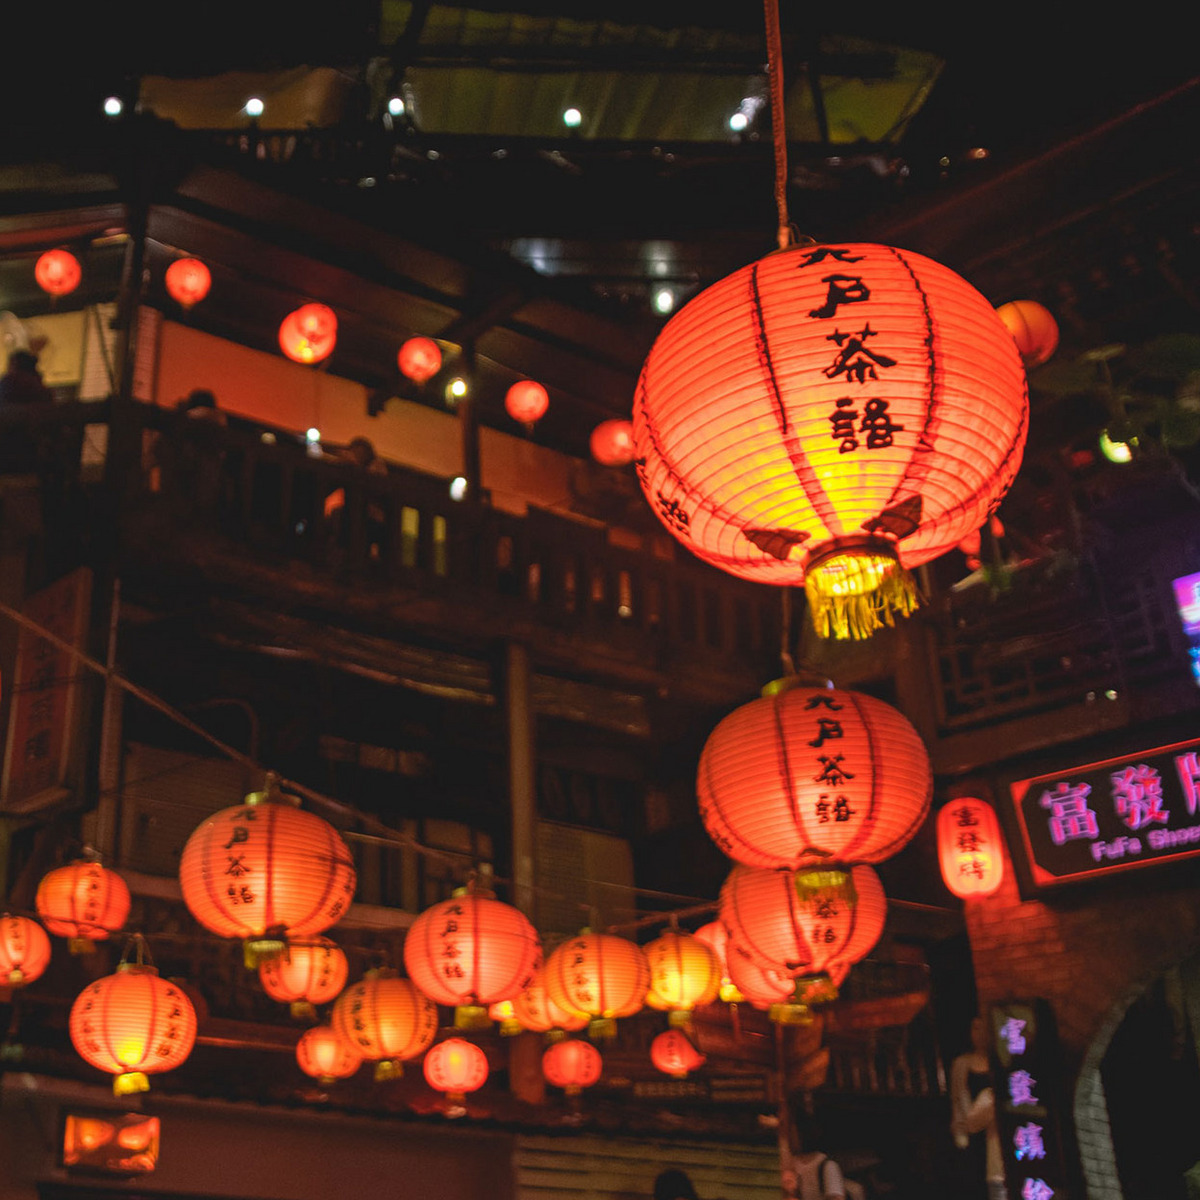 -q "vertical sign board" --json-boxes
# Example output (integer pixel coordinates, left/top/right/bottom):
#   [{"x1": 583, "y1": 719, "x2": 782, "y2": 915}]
[
  {"x1": 0, "y1": 568, "x2": 92, "y2": 814},
  {"x1": 990, "y1": 1000, "x2": 1071, "y2": 1200}
]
